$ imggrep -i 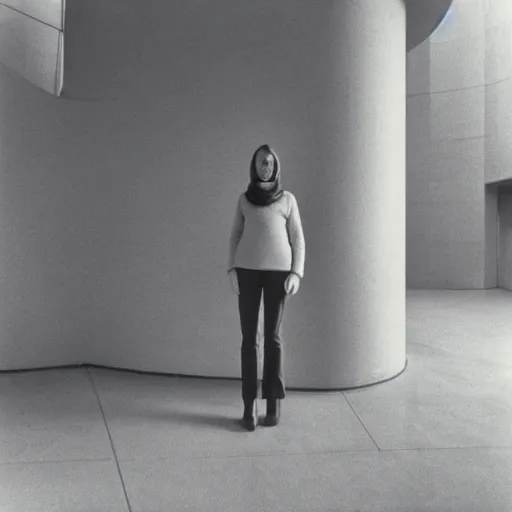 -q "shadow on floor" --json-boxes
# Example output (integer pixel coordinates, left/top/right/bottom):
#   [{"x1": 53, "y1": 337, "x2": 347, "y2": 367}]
[{"x1": 132, "y1": 408, "x2": 255, "y2": 432}]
